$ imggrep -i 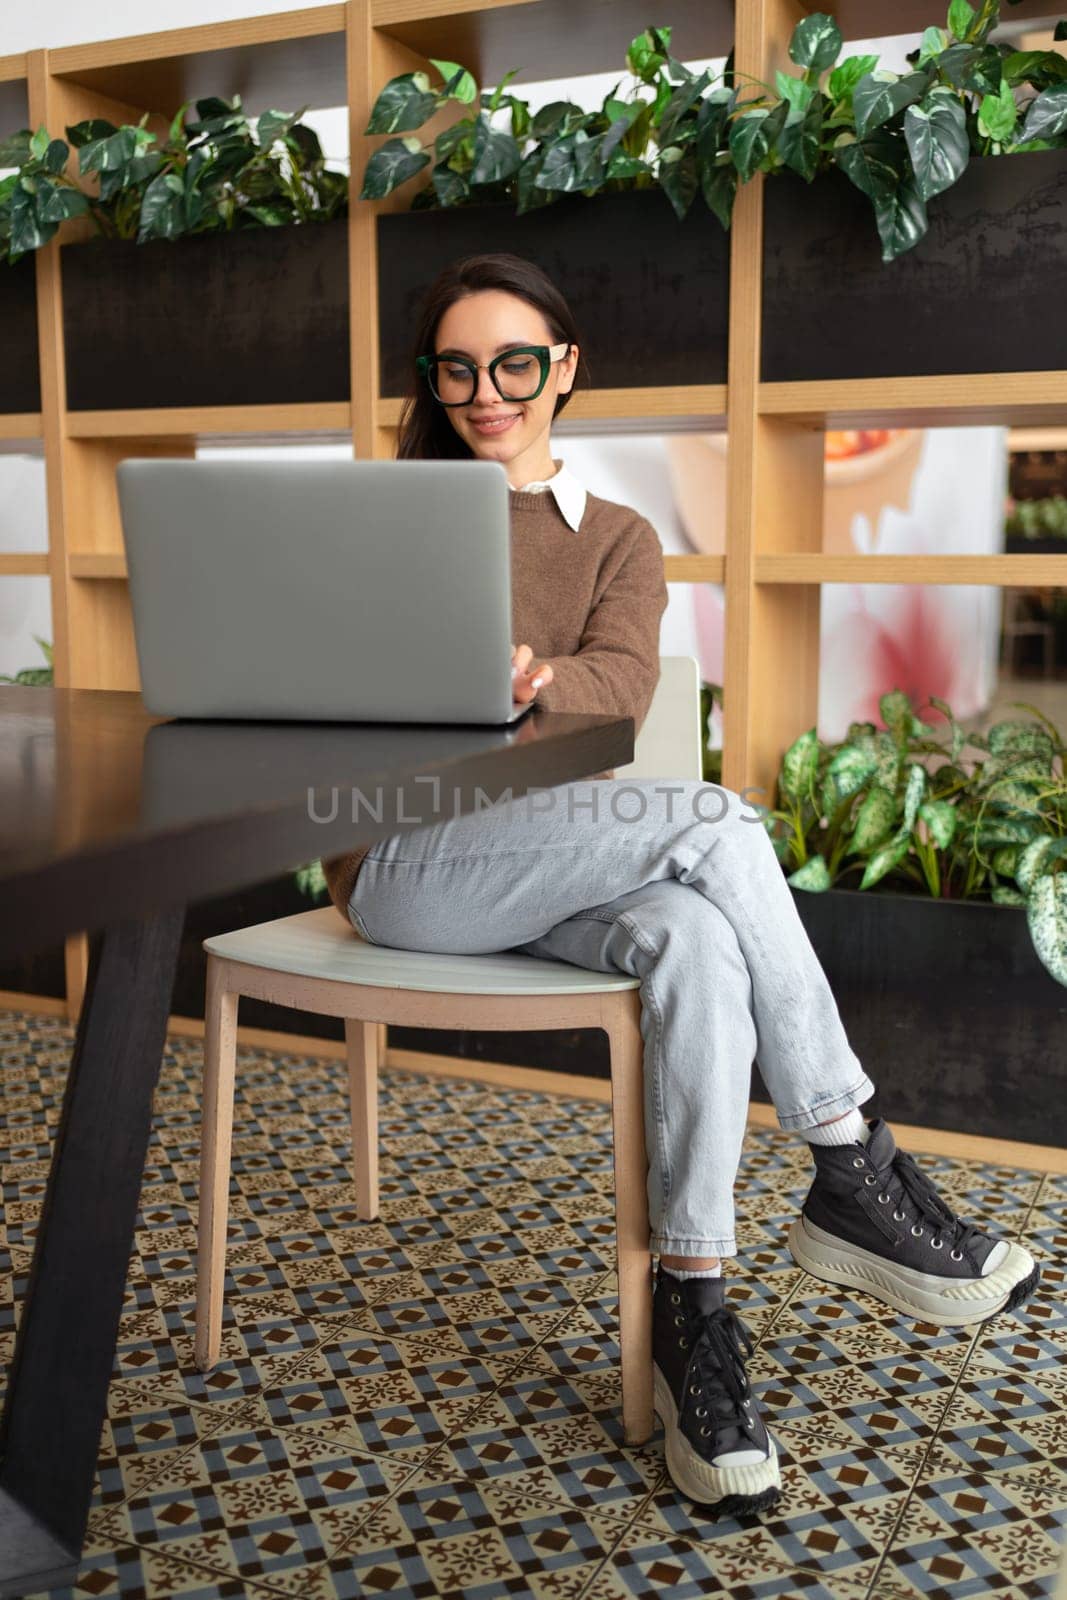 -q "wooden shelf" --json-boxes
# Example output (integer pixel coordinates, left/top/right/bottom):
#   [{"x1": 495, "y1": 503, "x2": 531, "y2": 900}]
[
  {"x1": 0, "y1": 415, "x2": 43, "y2": 440},
  {"x1": 755, "y1": 553, "x2": 1067, "y2": 585},
  {"x1": 759, "y1": 372, "x2": 1067, "y2": 429},
  {"x1": 665, "y1": 555, "x2": 724, "y2": 583},
  {"x1": 49, "y1": 5, "x2": 347, "y2": 114},
  {"x1": 376, "y1": 387, "x2": 727, "y2": 431},
  {"x1": 373, "y1": 0, "x2": 733, "y2": 85},
  {"x1": 0, "y1": 554, "x2": 49, "y2": 577},
  {"x1": 69, "y1": 554, "x2": 126, "y2": 579},
  {"x1": 66, "y1": 552, "x2": 729, "y2": 584},
  {"x1": 65, "y1": 403, "x2": 352, "y2": 441}
]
